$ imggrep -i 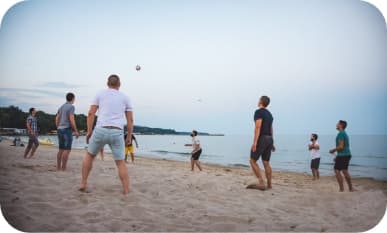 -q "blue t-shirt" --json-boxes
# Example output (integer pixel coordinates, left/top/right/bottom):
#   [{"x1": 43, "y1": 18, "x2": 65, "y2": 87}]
[{"x1": 336, "y1": 130, "x2": 351, "y2": 157}]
